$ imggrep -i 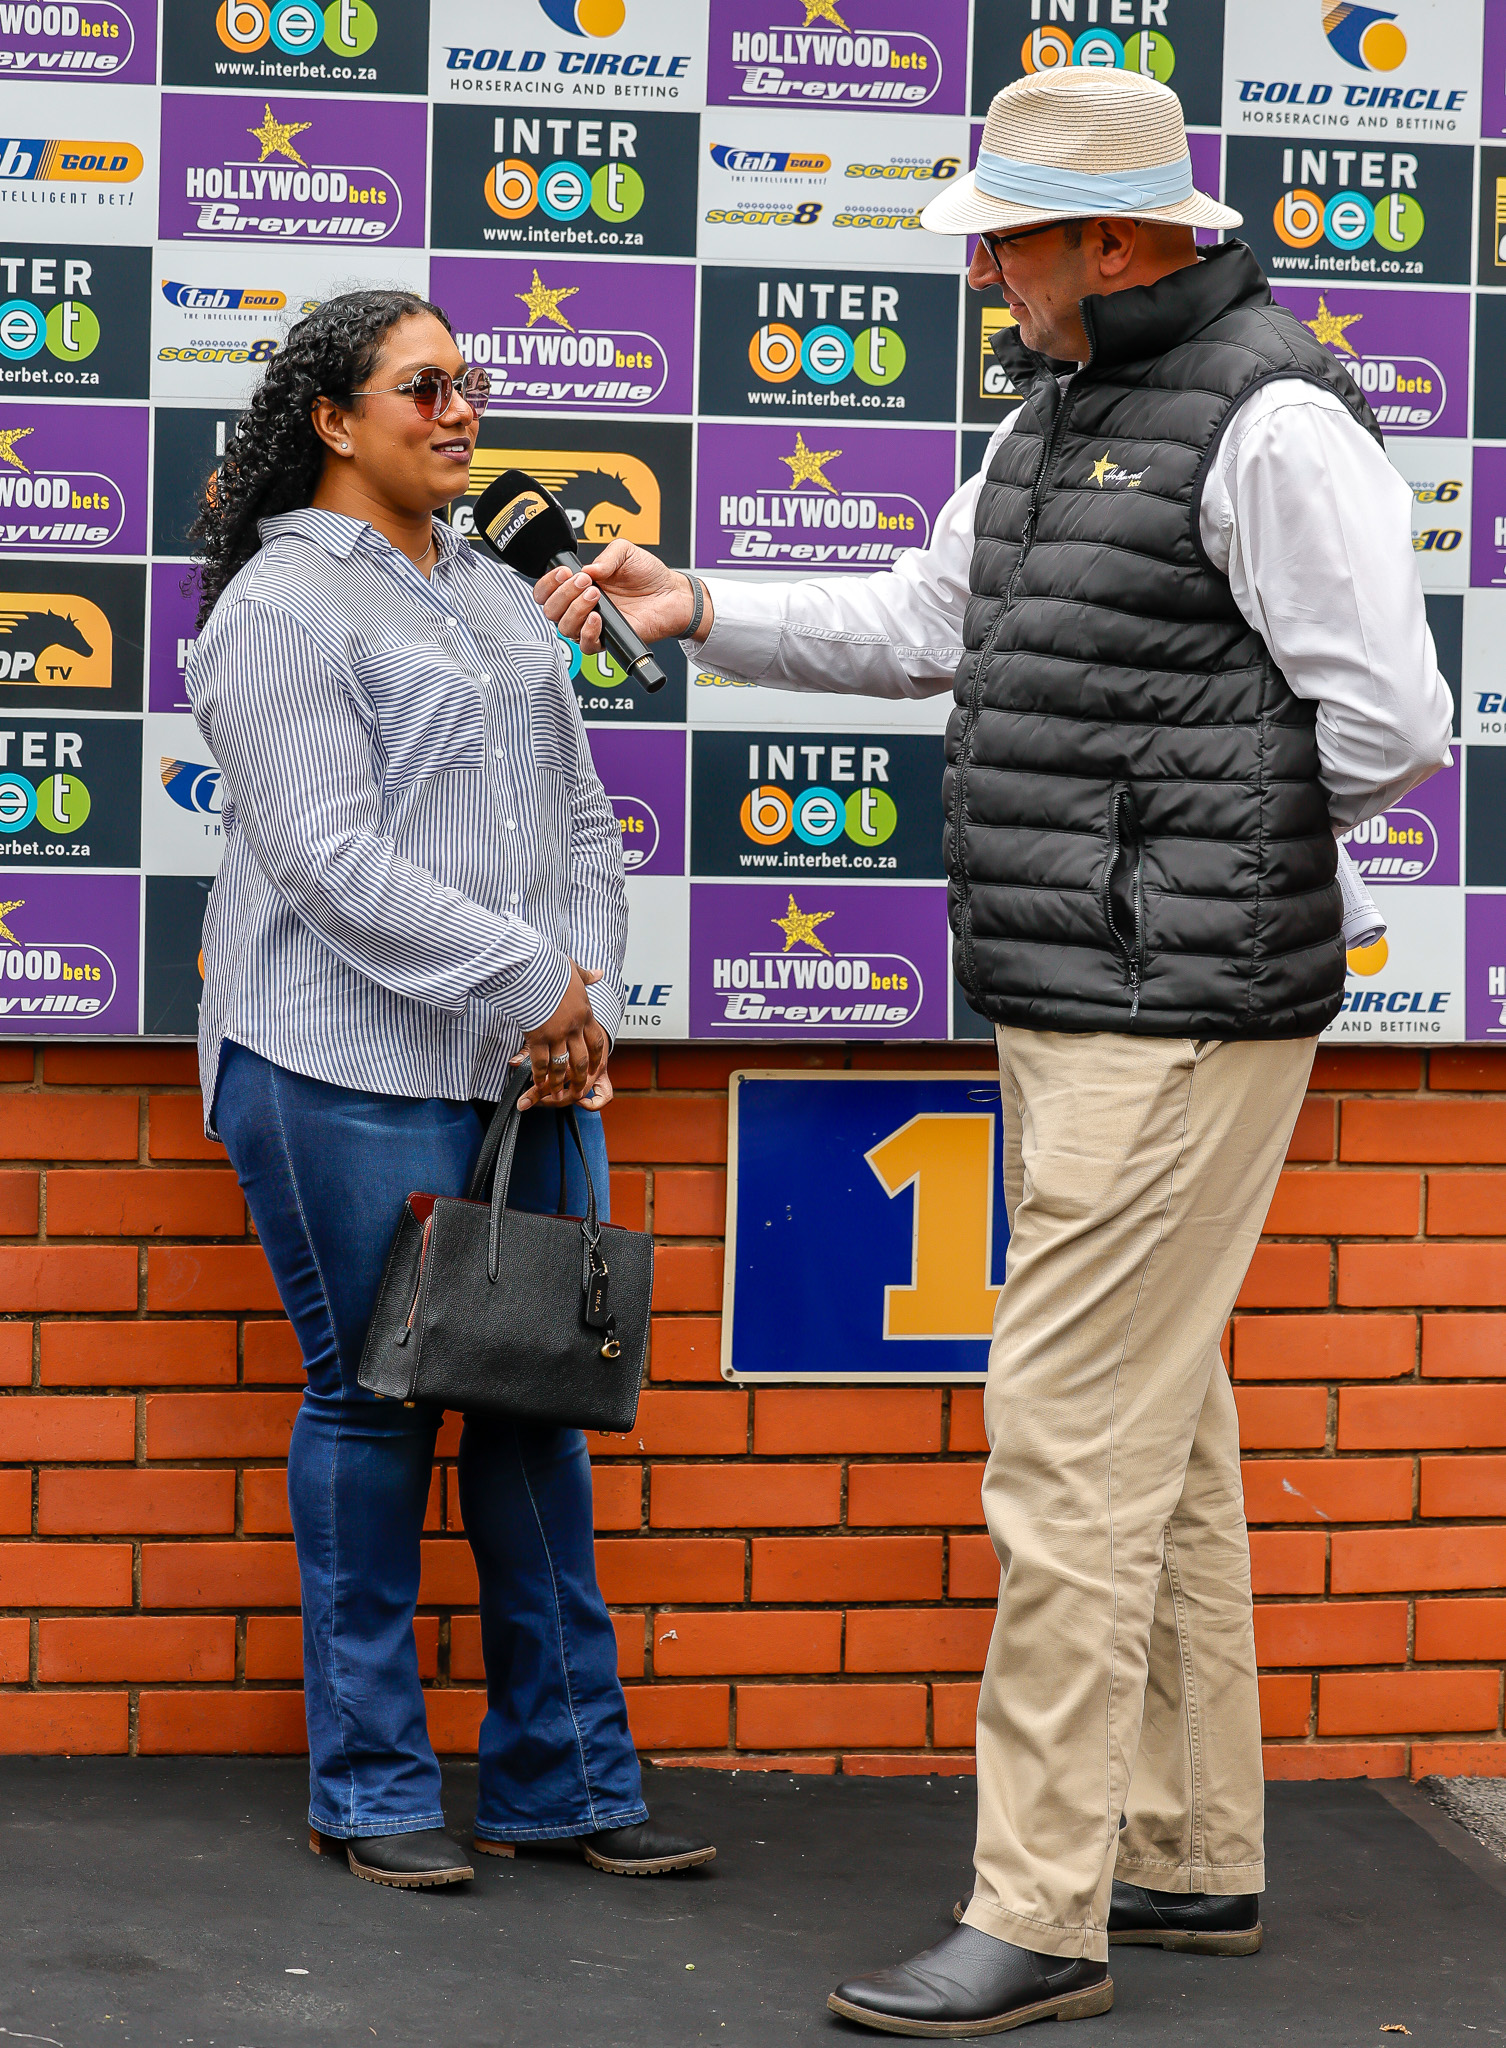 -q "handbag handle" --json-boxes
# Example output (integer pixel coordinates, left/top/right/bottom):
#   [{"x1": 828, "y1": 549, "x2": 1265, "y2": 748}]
[
  {"x1": 485, "y1": 1097, "x2": 601, "y2": 1286},
  {"x1": 465, "y1": 1062, "x2": 532, "y2": 1202}
]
